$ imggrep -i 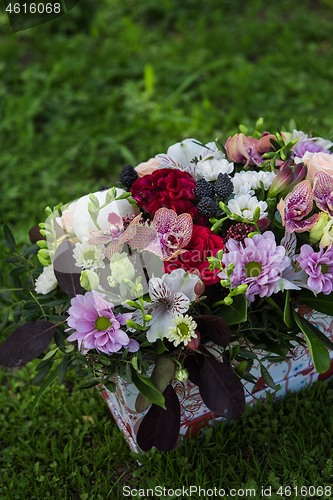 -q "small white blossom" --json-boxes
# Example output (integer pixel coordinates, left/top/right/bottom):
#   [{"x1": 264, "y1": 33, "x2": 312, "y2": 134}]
[
  {"x1": 227, "y1": 193, "x2": 268, "y2": 221},
  {"x1": 196, "y1": 158, "x2": 234, "y2": 181},
  {"x1": 73, "y1": 237, "x2": 105, "y2": 271},
  {"x1": 232, "y1": 170, "x2": 276, "y2": 194},
  {"x1": 35, "y1": 264, "x2": 57, "y2": 295}
]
